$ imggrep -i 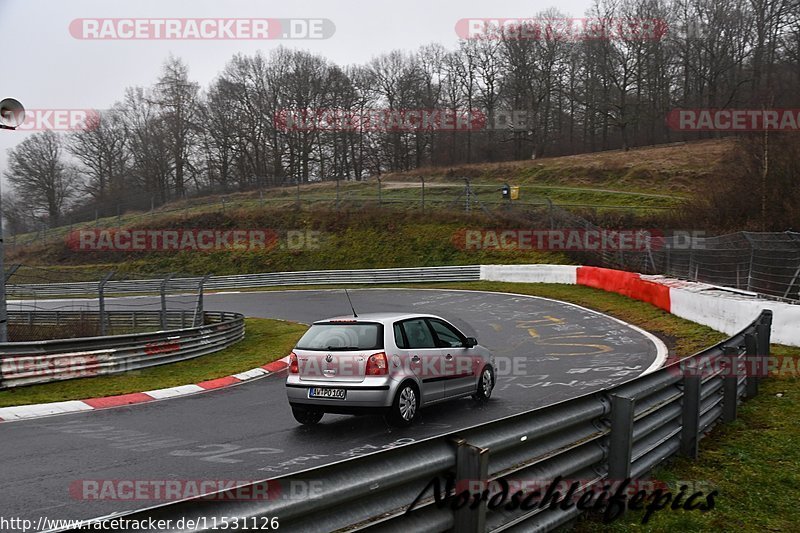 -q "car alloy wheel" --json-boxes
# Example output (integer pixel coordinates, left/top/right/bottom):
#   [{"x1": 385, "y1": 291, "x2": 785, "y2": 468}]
[
  {"x1": 387, "y1": 383, "x2": 419, "y2": 427},
  {"x1": 399, "y1": 386, "x2": 417, "y2": 421},
  {"x1": 473, "y1": 366, "x2": 494, "y2": 402}
]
